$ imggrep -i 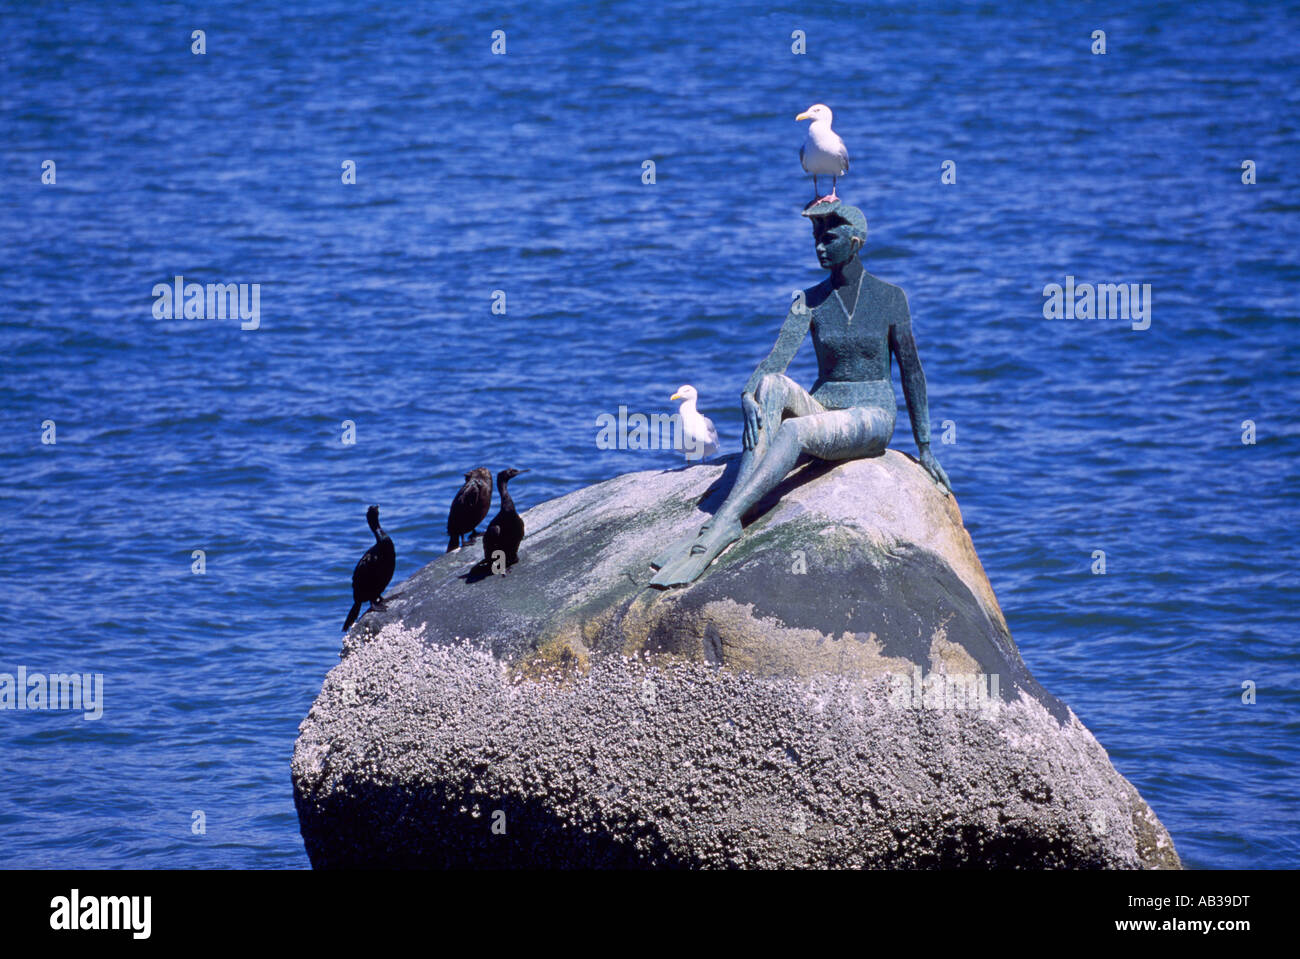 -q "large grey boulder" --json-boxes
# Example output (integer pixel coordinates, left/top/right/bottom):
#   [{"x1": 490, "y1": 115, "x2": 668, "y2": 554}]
[{"x1": 292, "y1": 451, "x2": 1180, "y2": 868}]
